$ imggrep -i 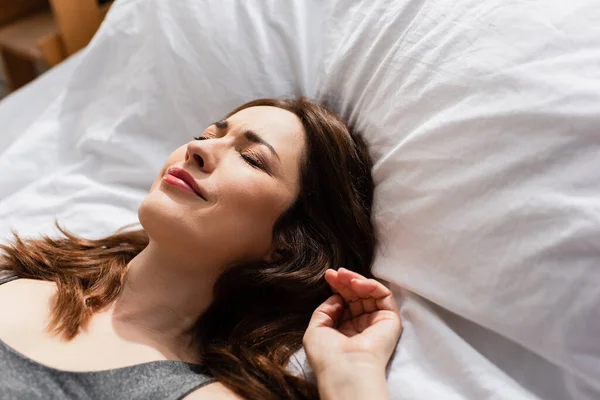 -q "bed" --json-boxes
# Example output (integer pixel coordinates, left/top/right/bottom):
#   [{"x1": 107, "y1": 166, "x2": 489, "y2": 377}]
[{"x1": 1, "y1": 0, "x2": 599, "y2": 399}]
